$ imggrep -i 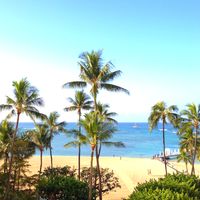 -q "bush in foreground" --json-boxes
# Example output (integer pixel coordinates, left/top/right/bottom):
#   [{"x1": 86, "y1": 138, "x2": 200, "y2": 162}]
[
  {"x1": 81, "y1": 167, "x2": 121, "y2": 198},
  {"x1": 127, "y1": 173, "x2": 200, "y2": 200},
  {"x1": 39, "y1": 166, "x2": 120, "y2": 199},
  {"x1": 37, "y1": 175, "x2": 89, "y2": 200}
]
